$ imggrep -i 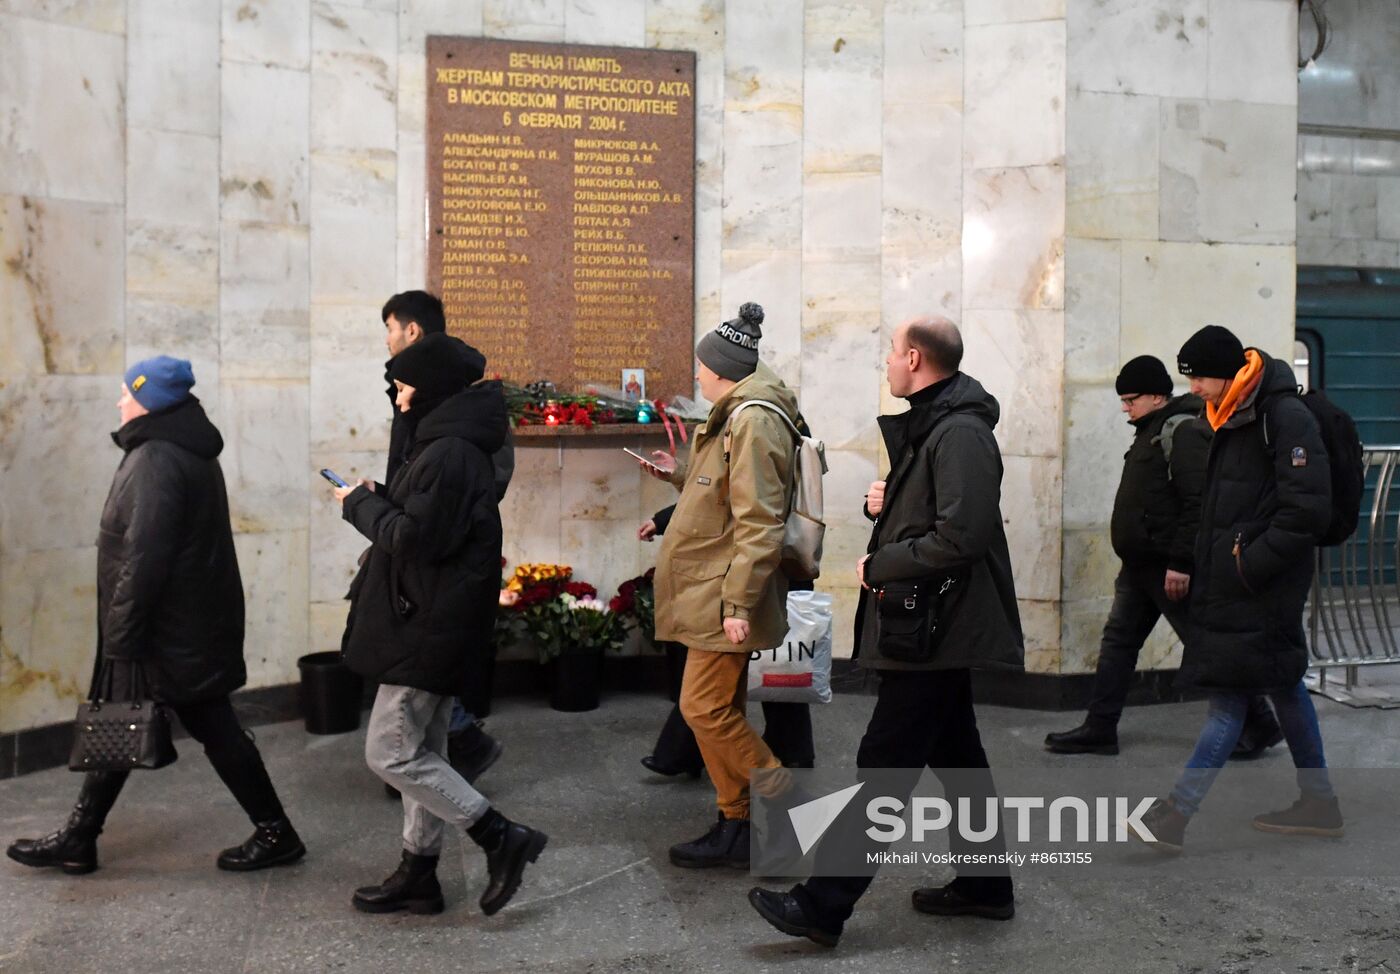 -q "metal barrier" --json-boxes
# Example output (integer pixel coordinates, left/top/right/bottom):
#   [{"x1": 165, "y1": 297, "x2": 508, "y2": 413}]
[{"x1": 1309, "y1": 446, "x2": 1400, "y2": 692}]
